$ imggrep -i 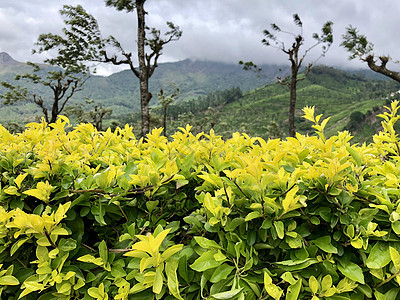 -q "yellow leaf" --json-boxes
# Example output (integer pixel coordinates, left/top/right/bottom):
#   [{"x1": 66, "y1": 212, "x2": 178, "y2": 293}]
[
  {"x1": 309, "y1": 276, "x2": 319, "y2": 294},
  {"x1": 264, "y1": 270, "x2": 283, "y2": 299},
  {"x1": 23, "y1": 181, "x2": 54, "y2": 203},
  {"x1": 140, "y1": 256, "x2": 157, "y2": 273},
  {"x1": 160, "y1": 244, "x2": 183, "y2": 261},
  {"x1": 390, "y1": 246, "x2": 400, "y2": 272},
  {"x1": 282, "y1": 186, "x2": 300, "y2": 213},
  {"x1": 151, "y1": 228, "x2": 171, "y2": 254},
  {"x1": 124, "y1": 250, "x2": 150, "y2": 258},
  {"x1": 14, "y1": 173, "x2": 28, "y2": 189},
  {"x1": 4, "y1": 186, "x2": 20, "y2": 196},
  {"x1": 131, "y1": 241, "x2": 152, "y2": 254},
  {"x1": 54, "y1": 202, "x2": 71, "y2": 224},
  {"x1": 350, "y1": 238, "x2": 363, "y2": 249}
]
